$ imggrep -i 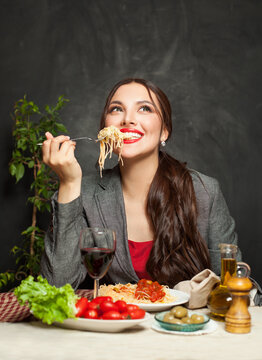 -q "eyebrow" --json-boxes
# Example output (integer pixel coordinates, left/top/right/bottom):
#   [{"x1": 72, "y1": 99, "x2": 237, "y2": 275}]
[
  {"x1": 109, "y1": 100, "x2": 122, "y2": 105},
  {"x1": 109, "y1": 100, "x2": 154, "y2": 106}
]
